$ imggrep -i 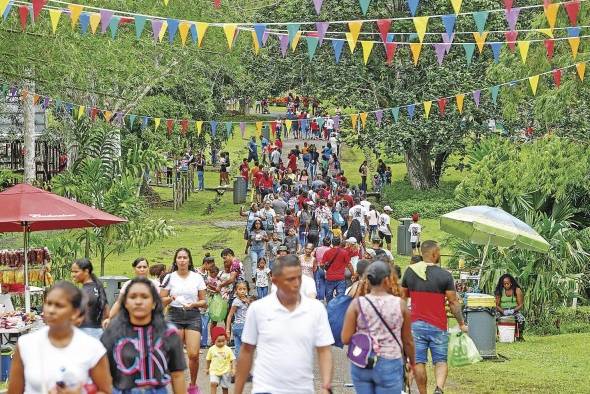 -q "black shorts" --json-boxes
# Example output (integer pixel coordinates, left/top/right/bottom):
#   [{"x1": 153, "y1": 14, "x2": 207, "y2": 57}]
[
  {"x1": 167, "y1": 306, "x2": 202, "y2": 332},
  {"x1": 411, "y1": 241, "x2": 421, "y2": 249},
  {"x1": 378, "y1": 231, "x2": 392, "y2": 244}
]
